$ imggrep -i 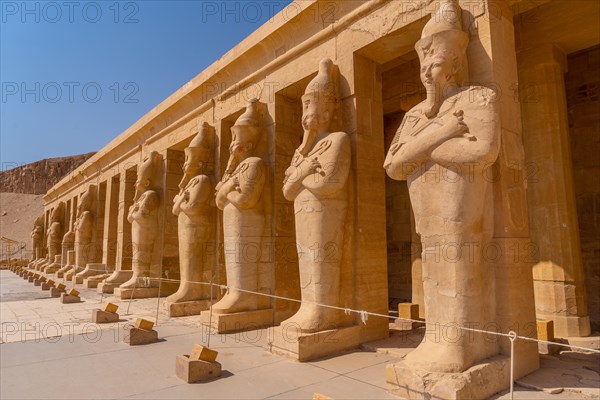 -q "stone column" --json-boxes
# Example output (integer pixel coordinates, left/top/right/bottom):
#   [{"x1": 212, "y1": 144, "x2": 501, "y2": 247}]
[
  {"x1": 349, "y1": 54, "x2": 390, "y2": 339},
  {"x1": 475, "y1": 0, "x2": 540, "y2": 378},
  {"x1": 98, "y1": 168, "x2": 136, "y2": 293},
  {"x1": 102, "y1": 175, "x2": 120, "y2": 269},
  {"x1": 271, "y1": 95, "x2": 301, "y2": 322},
  {"x1": 161, "y1": 148, "x2": 184, "y2": 294},
  {"x1": 518, "y1": 43, "x2": 591, "y2": 338},
  {"x1": 94, "y1": 181, "x2": 107, "y2": 263}
]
